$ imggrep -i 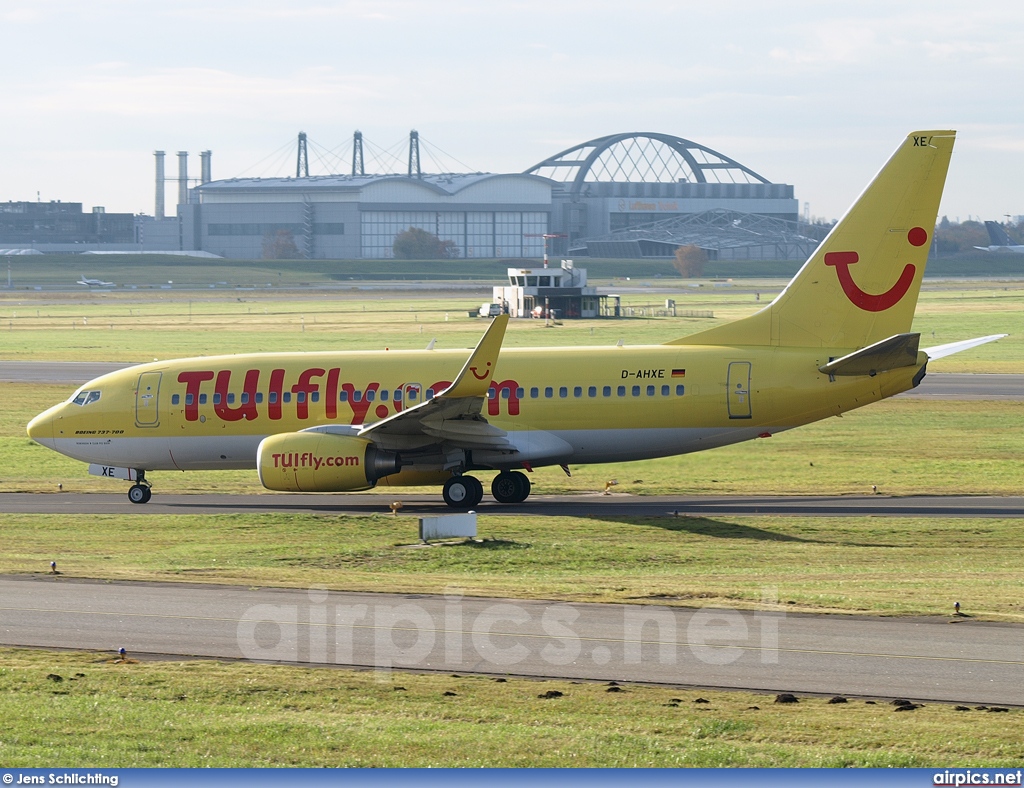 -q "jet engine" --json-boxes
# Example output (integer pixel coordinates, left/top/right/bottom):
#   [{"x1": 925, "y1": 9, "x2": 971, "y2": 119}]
[{"x1": 257, "y1": 432, "x2": 401, "y2": 492}]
